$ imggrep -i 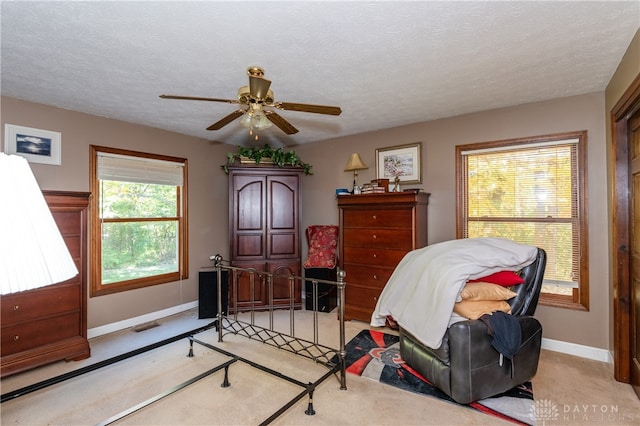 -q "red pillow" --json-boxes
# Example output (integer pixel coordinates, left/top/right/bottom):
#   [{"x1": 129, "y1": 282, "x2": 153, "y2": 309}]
[
  {"x1": 304, "y1": 225, "x2": 338, "y2": 269},
  {"x1": 469, "y1": 271, "x2": 524, "y2": 287}
]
